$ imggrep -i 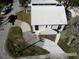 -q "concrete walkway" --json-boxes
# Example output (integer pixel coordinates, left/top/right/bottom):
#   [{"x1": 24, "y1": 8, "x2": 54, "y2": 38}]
[
  {"x1": 36, "y1": 38, "x2": 68, "y2": 59},
  {"x1": 14, "y1": 20, "x2": 31, "y2": 32},
  {"x1": 22, "y1": 31, "x2": 69, "y2": 59},
  {"x1": 55, "y1": 33, "x2": 61, "y2": 44}
]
